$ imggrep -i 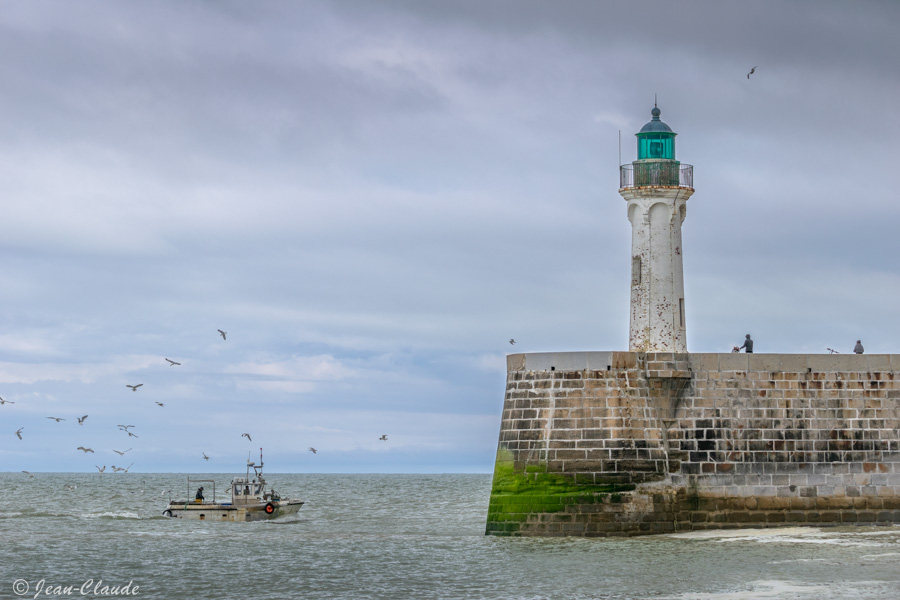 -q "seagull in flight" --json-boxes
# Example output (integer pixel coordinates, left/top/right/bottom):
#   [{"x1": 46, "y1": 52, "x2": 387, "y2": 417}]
[
  {"x1": 165, "y1": 358, "x2": 181, "y2": 366},
  {"x1": 96, "y1": 465, "x2": 106, "y2": 473},
  {"x1": 21, "y1": 470, "x2": 34, "y2": 478},
  {"x1": 509, "y1": 339, "x2": 516, "y2": 345},
  {"x1": 15, "y1": 428, "x2": 23, "y2": 440},
  {"x1": 118, "y1": 424, "x2": 135, "y2": 431},
  {"x1": 77, "y1": 415, "x2": 88, "y2": 425},
  {"x1": 127, "y1": 431, "x2": 139, "y2": 438},
  {"x1": 113, "y1": 448, "x2": 132, "y2": 456},
  {"x1": 155, "y1": 402, "x2": 165, "y2": 407},
  {"x1": 308, "y1": 447, "x2": 317, "y2": 454},
  {"x1": 379, "y1": 435, "x2": 388, "y2": 441},
  {"x1": 747, "y1": 66, "x2": 757, "y2": 79},
  {"x1": 126, "y1": 384, "x2": 143, "y2": 392},
  {"x1": 202, "y1": 452, "x2": 210, "y2": 461},
  {"x1": 241, "y1": 433, "x2": 252, "y2": 442},
  {"x1": 0, "y1": 396, "x2": 14, "y2": 405},
  {"x1": 64, "y1": 484, "x2": 77, "y2": 490},
  {"x1": 218, "y1": 329, "x2": 227, "y2": 340},
  {"x1": 47, "y1": 417, "x2": 66, "y2": 422},
  {"x1": 76, "y1": 446, "x2": 94, "y2": 453}
]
